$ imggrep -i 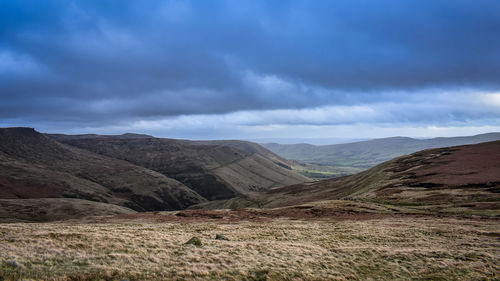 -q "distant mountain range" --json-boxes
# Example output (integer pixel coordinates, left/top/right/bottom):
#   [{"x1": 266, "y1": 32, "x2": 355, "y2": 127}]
[{"x1": 262, "y1": 133, "x2": 500, "y2": 172}]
